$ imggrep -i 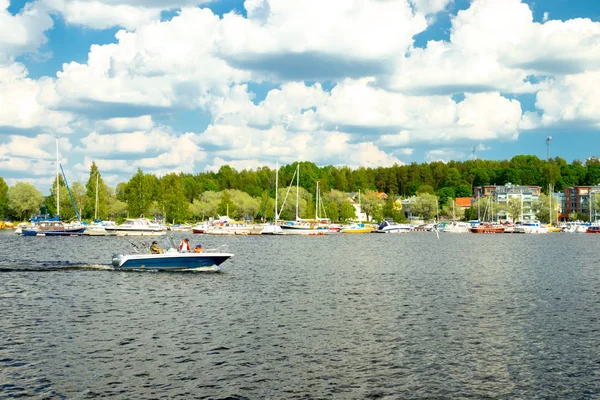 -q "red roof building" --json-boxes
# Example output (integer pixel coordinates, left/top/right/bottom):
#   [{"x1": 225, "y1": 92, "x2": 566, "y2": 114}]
[{"x1": 455, "y1": 197, "x2": 473, "y2": 209}]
